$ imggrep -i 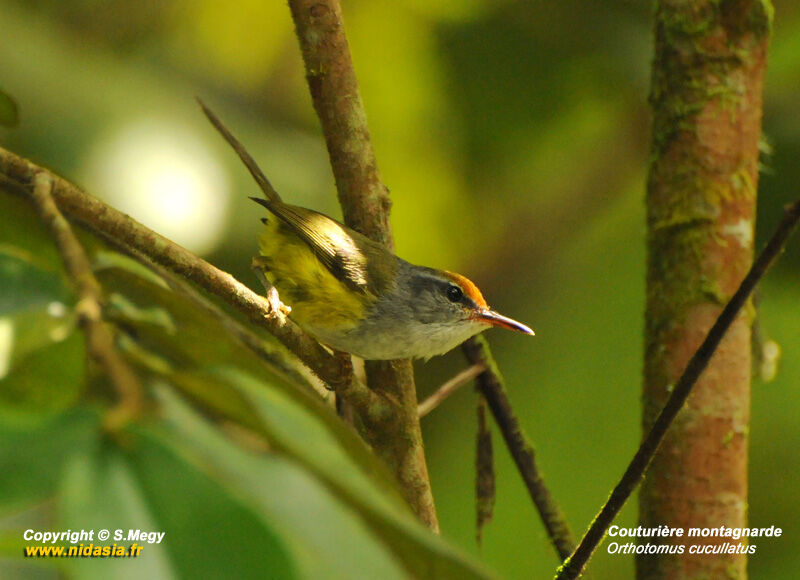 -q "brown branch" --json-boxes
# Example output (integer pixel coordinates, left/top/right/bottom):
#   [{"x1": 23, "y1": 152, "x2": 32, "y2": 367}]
[
  {"x1": 475, "y1": 394, "x2": 495, "y2": 545},
  {"x1": 287, "y1": 0, "x2": 392, "y2": 246},
  {"x1": 29, "y1": 173, "x2": 144, "y2": 428},
  {"x1": 463, "y1": 336, "x2": 577, "y2": 562},
  {"x1": 418, "y1": 363, "x2": 486, "y2": 418},
  {"x1": 127, "y1": 247, "x2": 322, "y2": 396},
  {"x1": 0, "y1": 146, "x2": 387, "y2": 421},
  {"x1": 556, "y1": 199, "x2": 800, "y2": 580},
  {"x1": 288, "y1": 0, "x2": 438, "y2": 531}
]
